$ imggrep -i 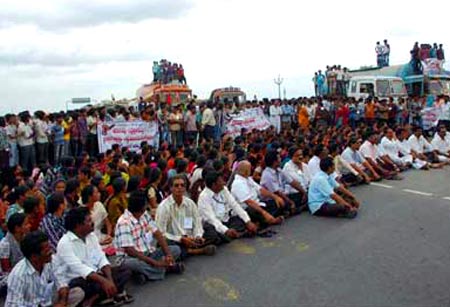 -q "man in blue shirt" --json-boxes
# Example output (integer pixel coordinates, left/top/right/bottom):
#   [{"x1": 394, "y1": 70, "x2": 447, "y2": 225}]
[{"x1": 308, "y1": 157, "x2": 360, "y2": 218}]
